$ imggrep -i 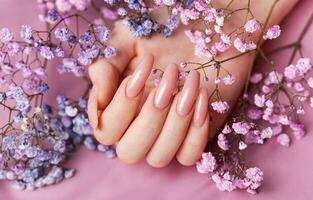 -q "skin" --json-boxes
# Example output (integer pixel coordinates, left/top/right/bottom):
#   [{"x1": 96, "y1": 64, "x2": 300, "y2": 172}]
[{"x1": 88, "y1": 0, "x2": 299, "y2": 168}]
